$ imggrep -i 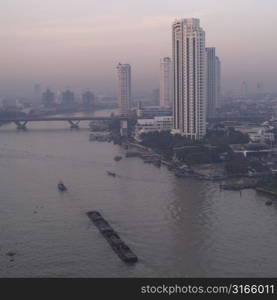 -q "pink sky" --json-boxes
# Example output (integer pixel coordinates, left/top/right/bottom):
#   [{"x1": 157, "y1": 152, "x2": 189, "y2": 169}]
[{"x1": 0, "y1": 0, "x2": 276, "y2": 96}]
